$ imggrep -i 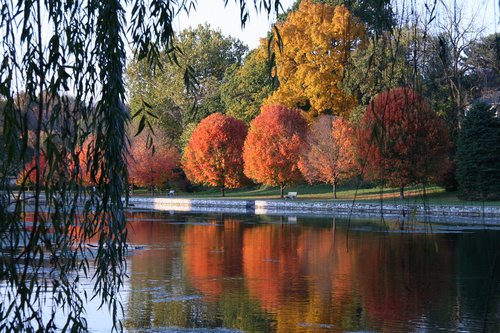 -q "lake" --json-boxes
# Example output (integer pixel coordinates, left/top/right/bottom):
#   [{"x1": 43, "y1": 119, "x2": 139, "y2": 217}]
[{"x1": 111, "y1": 210, "x2": 500, "y2": 333}]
